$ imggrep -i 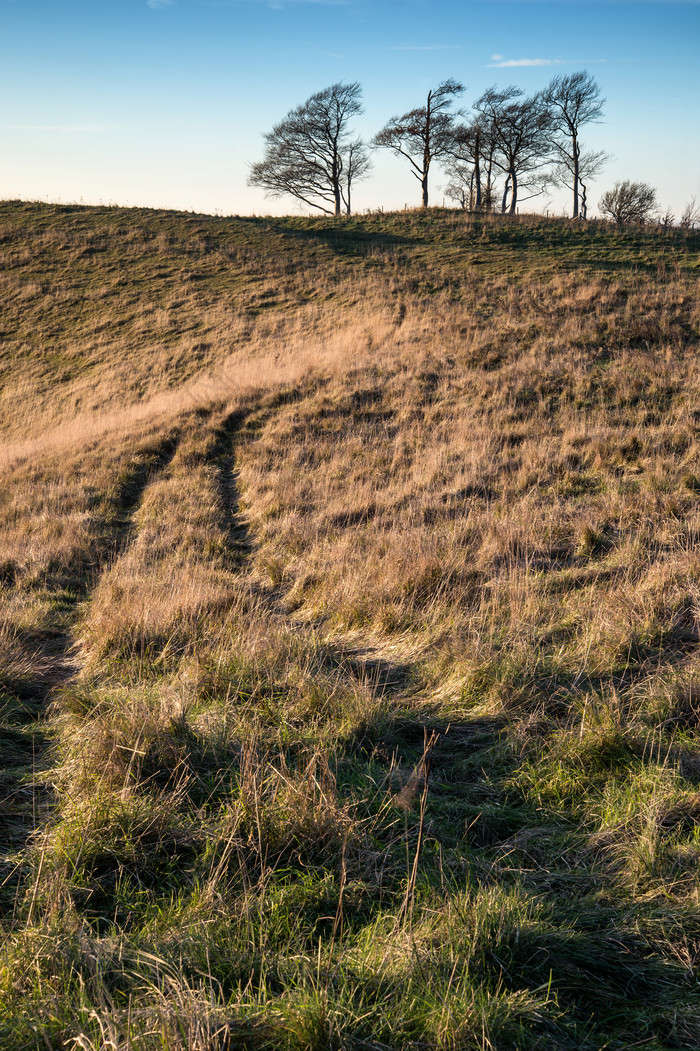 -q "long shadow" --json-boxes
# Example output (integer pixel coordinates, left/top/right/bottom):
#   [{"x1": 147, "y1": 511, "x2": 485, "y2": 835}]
[
  {"x1": 206, "y1": 388, "x2": 313, "y2": 568},
  {"x1": 260, "y1": 216, "x2": 423, "y2": 257},
  {"x1": 104, "y1": 432, "x2": 181, "y2": 563},
  {"x1": 0, "y1": 430, "x2": 181, "y2": 909},
  {"x1": 260, "y1": 215, "x2": 700, "y2": 279},
  {"x1": 328, "y1": 703, "x2": 696, "y2": 1047}
]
